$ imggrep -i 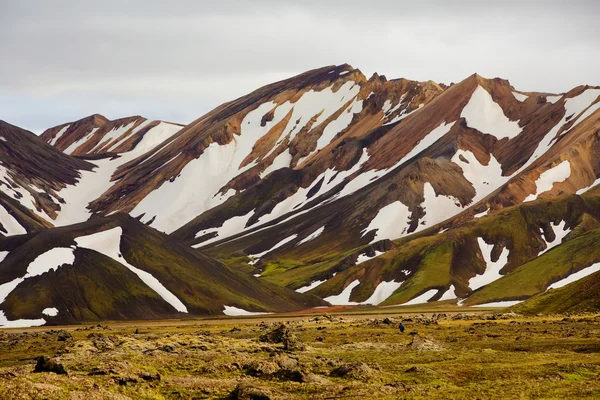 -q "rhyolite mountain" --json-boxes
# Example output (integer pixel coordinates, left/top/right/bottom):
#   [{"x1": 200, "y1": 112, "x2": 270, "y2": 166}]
[{"x1": 2, "y1": 63, "x2": 600, "y2": 326}]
